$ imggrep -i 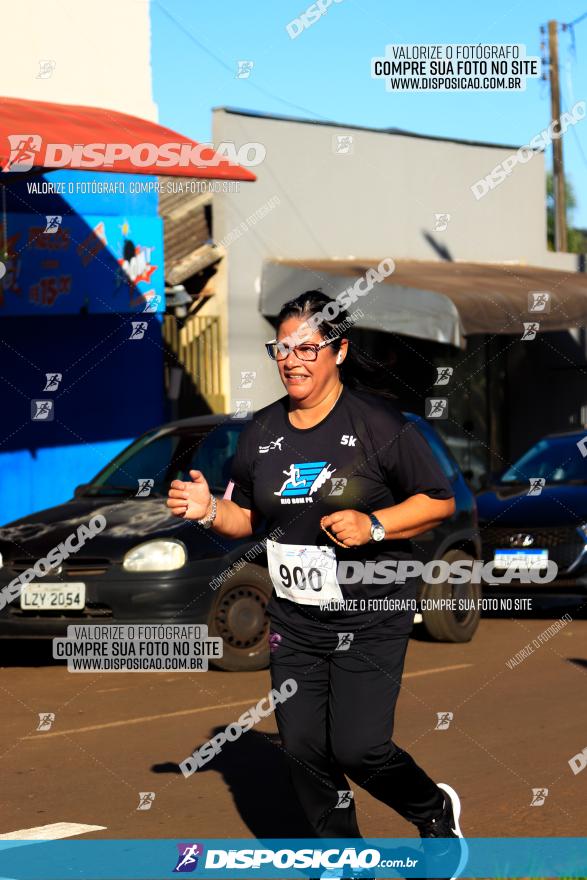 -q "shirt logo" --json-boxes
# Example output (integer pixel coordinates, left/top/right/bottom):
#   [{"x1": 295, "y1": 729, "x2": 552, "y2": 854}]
[
  {"x1": 259, "y1": 436, "x2": 283, "y2": 453},
  {"x1": 340, "y1": 434, "x2": 356, "y2": 446},
  {"x1": 274, "y1": 461, "x2": 336, "y2": 503}
]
